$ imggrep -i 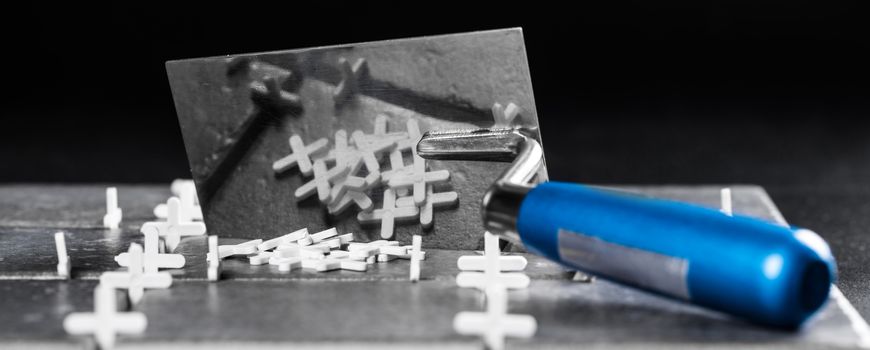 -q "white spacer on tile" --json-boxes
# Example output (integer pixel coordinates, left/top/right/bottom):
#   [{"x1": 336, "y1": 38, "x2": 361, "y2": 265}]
[
  {"x1": 274, "y1": 245, "x2": 302, "y2": 258},
  {"x1": 115, "y1": 229, "x2": 185, "y2": 274},
  {"x1": 347, "y1": 240, "x2": 400, "y2": 260},
  {"x1": 257, "y1": 228, "x2": 309, "y2": 251},
  {"x1": 297, "y1": 235, "x2": 313, "y2": 246},
  {"x1": 397, "y1": 251, "x2": 427, "y2": 260},
  {"x1": 269, "y1": 256, "x2": 302, "y2": 271},
  {"x1": 55, "y1": 231, "x2": 70, "y2": 279},
  {"x1": 322, "y1": 238, "x2": 342, "y2": 249},
  {"x1": 409, "y1": 235, "x2": 423, "y2": 282},
  {"x1": 491, "y1": 102, "x2": 522, "y2": 127},
  {"x1": 329, "y1": 250, "x2": 351, "y2": 259},
  {"x1": 396, "y1": 185, "x2": 458, "y2": 228},
  {"x1": 457, "y1": 255, "x2": 527, "y2": 272},
  {"x1": 169, "y1": 179, "x2": 196, "y2": 200},
  {"x1": 457, "y1": 231, "x2": 527, "y2": 272},
  {"x1": 456, "y1": 232, "x2": 530, "y2": 290},
  {"x1": 102, "y1": 243, "x2": 172, "y2": 305},
  {"x1": 721, "y1": 187, "x2": 733, "y2": 216},
  {"x1": 337, "y1": 233, "x2": 354, "y2": 245},
  {"x1": 358, "y1": 189, "x2": 419, "y2": 239},
  {"x1": 347, "y1": 240, "x2": 399, "y2": 250},
  {"x1": 63, "y1": 283, "x2": 147, "y2": 350},
  {"x1": 103, "y1": 187, "x2": 123, "y2": 229},
  {"x1": 339, "y1": 260, "x2": 368, "y2": 272},
  {"x1": 307, "y1": 243, "x2": 332, "y2": 252},
  {"x1": 272, "y1": 135, "x2": 329, "y2": 176},
  {"x1": 377, "y1": 254, "x2": 397, "y2": 262},
  {"x1": 301, "y1": 258, "x2": 341, "y2": 272},
  {"x1": 300, "y1": 247, "x2": 327, "y2": 260},
  {"x1": 249, "y1": 251, "x2": 274, "y2": 265},
  {"x1": 453, "y1": 283, "x2": 537, "y2": 350},
  {"x1": 211, "y1": 239, "x2": 263, "y2": 261},
  {"x1": 140, "y1": 197, "x2": 206, "y2": 252},
  {"x1": 378, "y1": 246, "x2": 409, "y2": 256},
  {"x1": 310, "y1": 228, "x2": 338, "y2": 243},
  {"x1": 333, "y1": 57, "x2": 367, "y2": 104},
  {"x1": 207, "y1": 236, "x2": 220, "y2": 282},
  {"x1": 387, "y1": 153, "x2": 450, "y2": 206},
  {"x1": 154, "y1": 181, "x2": 203, "y2": 221}
]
